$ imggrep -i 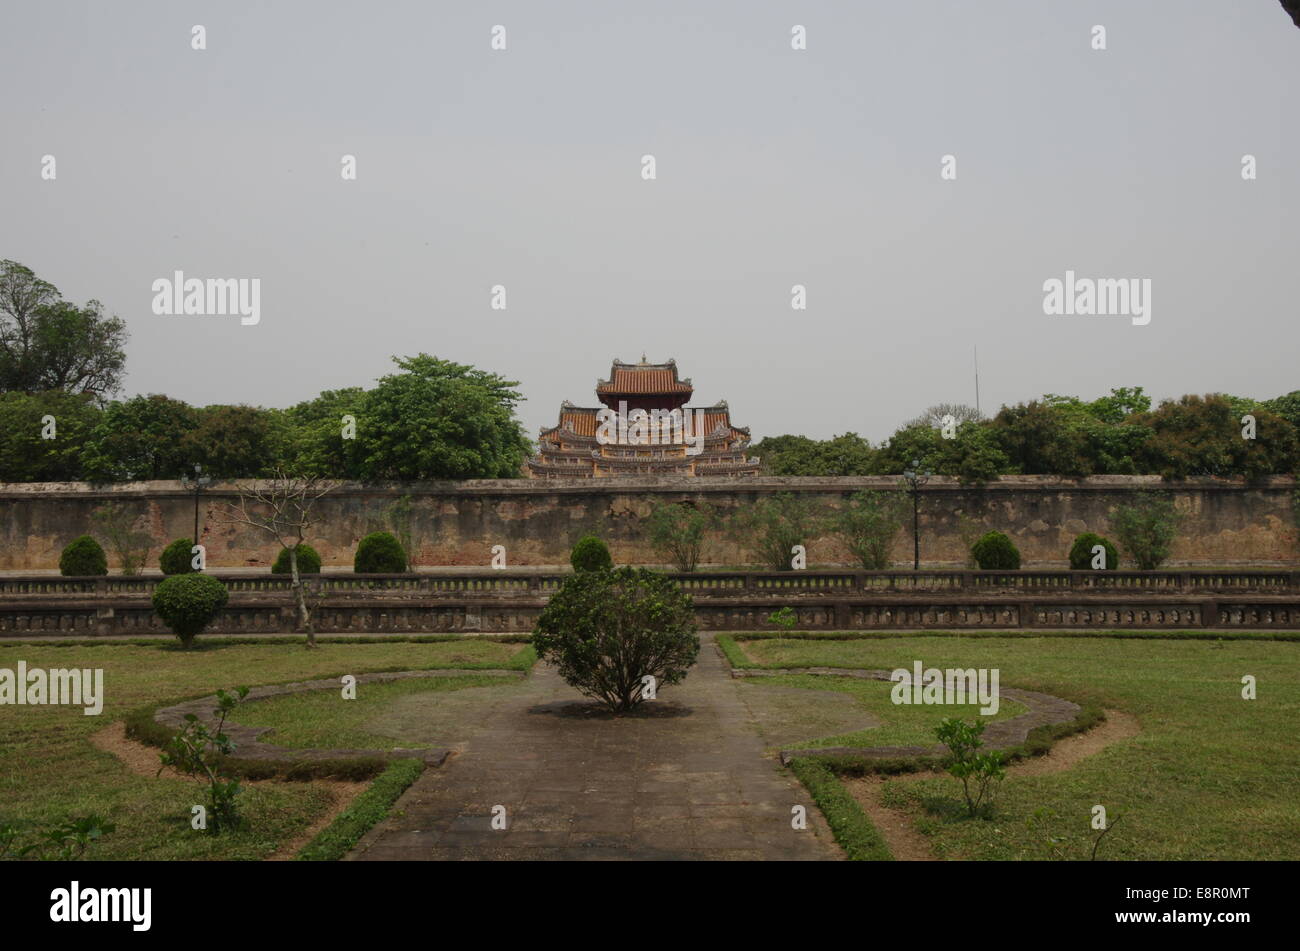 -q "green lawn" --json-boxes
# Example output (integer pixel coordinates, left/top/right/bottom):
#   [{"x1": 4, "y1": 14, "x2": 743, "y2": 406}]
[
  {"x1": 740, "y1": 674, "x2": 1025, "y2": 750},
  {"x1": 230, "y1": 673, "x2": 526, "y2": 749},
  {"x1": 733, "y1": 632, "x2": 1300, "y2": 860},
  {"x1": 0, "y1": 638, "x2": 532, "y2": 860}
]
